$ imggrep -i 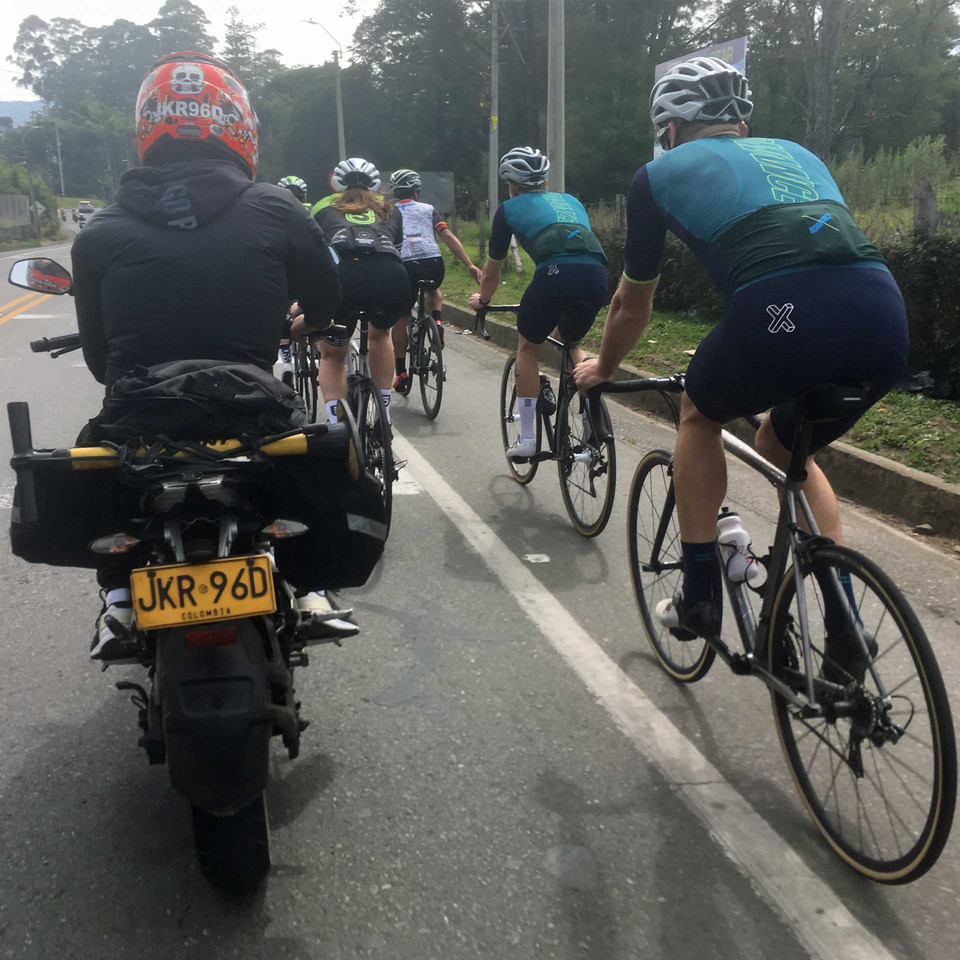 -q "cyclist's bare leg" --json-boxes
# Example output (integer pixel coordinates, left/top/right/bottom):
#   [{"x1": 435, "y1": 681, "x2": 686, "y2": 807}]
[
  {"x1": 392, "y1": 315, "x2": 410, "y2": 359},
  {"x1": 673, "y1": 392, "x2": 726, "y2": 543},
  {"x1": 426, "y1": 287, "x2": 443, "y2": 314},
  {"x1": 367, "y1": 325, "x2": 396, "y2": 392},
  {"x1": 318, "y1": 342, "x2": 348, "y2": 421},
  {"x1": 550, "y1": 326, "x2": 586, "y2": 368},
  {"x1": 515, "y1": 333, "x2": 541, "y2": 398},
  {"x1": 755, "y1": 417, "x2": 843, "y2": 543}
]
